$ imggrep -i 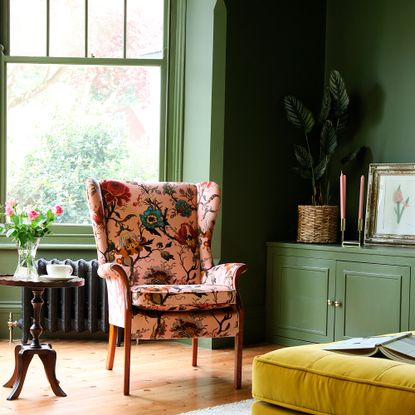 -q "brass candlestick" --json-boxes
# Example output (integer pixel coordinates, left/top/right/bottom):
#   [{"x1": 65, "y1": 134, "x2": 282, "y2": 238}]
[
  {"x1": 7, "y1": 312, "x2": 18, "y2": 343},
  {"x1": 341, "y1": 218, "x2": 362, "y2": 247},
  {"x1": 340, "y1": 218, "x2": 345, "y2": 245},
  {"x1": 358, "y1": 218, "x2": 363, "y2": 245}
]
